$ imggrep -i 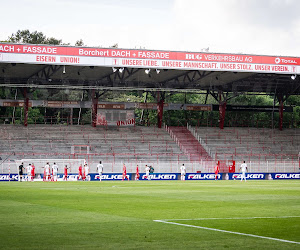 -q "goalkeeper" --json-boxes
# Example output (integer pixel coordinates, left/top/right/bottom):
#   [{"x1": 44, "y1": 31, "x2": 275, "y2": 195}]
[{"x1": 149, "y1": 166, "x2": 154, "y2": 174}]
